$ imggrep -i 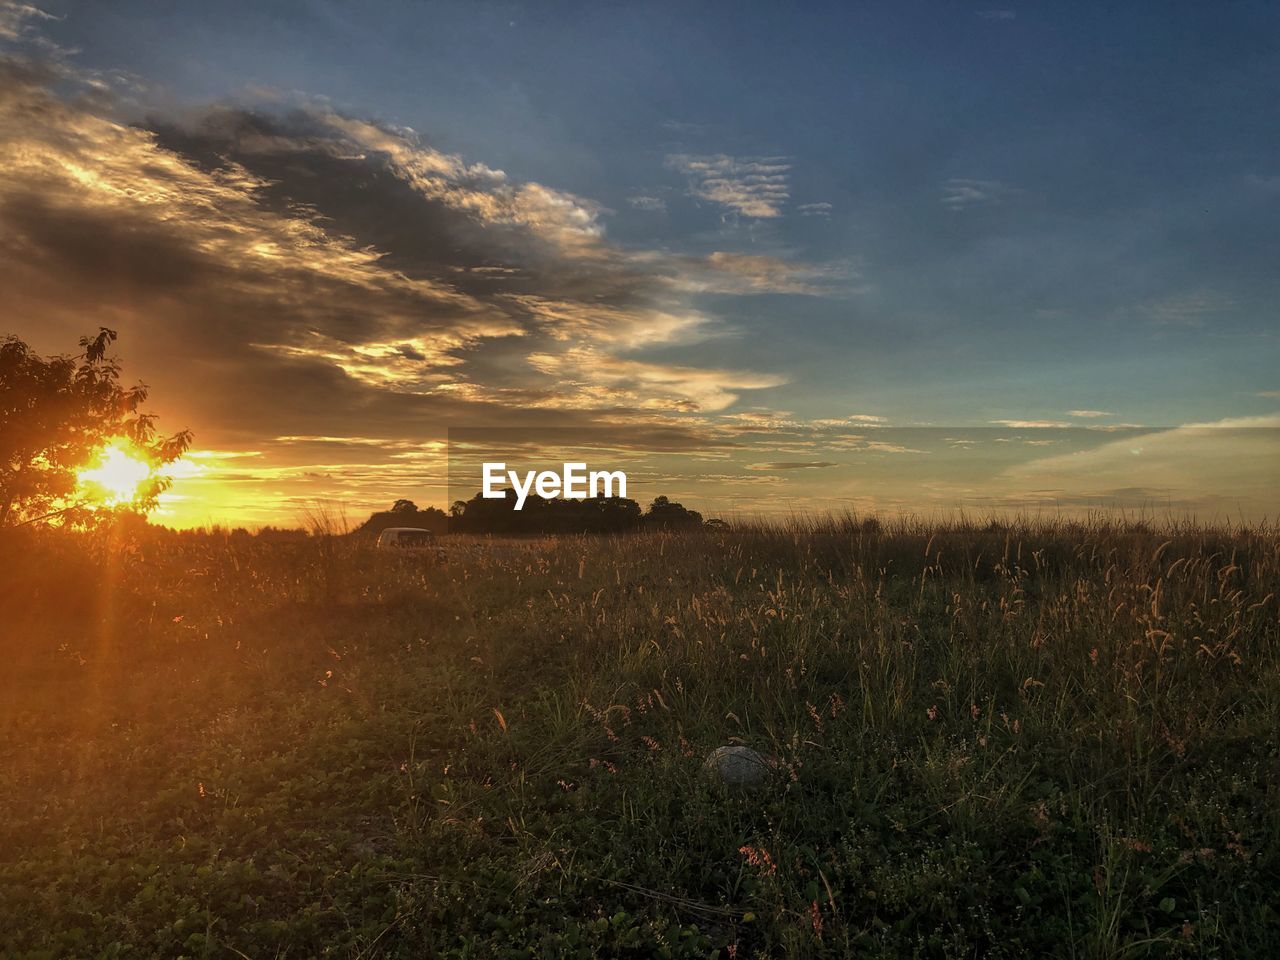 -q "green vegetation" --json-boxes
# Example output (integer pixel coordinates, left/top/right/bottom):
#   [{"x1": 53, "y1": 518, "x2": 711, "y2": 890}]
[{"x1": 1, "y1": 518, "x2": 1277, "y2": 958}]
